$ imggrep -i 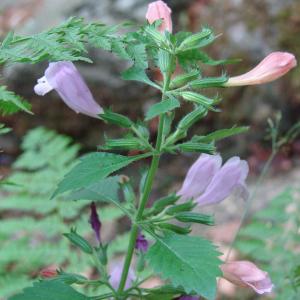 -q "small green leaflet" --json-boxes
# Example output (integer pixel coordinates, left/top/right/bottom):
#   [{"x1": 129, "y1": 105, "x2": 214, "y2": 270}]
[
  {"x1": 0, "y1": 86, "x2": 32, "y2": 115},
  {"x1": 52, "y1": 152, "x2": 147, "y2": 197},
  {"x1": 9, "y1": 280, "x2": 88, "y2": 300},
  {"x1": 68, "y1": 176, "x2": 132, "y2": 216},
  {"x1": 146, "y1": 232, "x2": 221, "y2": 300},
  {"x1": 122, "y1": 66, "x2": 161, "y2": 90},
  {"x1": 145, "y1": 97, "x2": 180, "y2": 121},
  {"x1": 177, "y1": 27, "x2": 213, "y2": 51},
  {"x1": 126, "y1": 44, "x2": 148, "y2": 69}
]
